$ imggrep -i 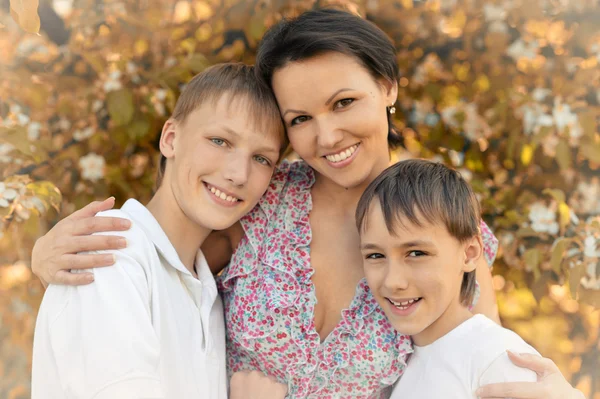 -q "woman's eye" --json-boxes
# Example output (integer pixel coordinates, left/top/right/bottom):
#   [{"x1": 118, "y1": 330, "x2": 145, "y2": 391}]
[
  {"x1": 335, "y1": 98, "x2": 354, "y2": 109},
  {"x1": 210, "y1": 138, "x2": 227, "y2": 146},
  {"x1": 253, "y1": 155, "x2": 272, "y2": 166},
  {"x1": 290, "y1": 115, "x2": 310, "y2": 126},
  {"x1": 365, "y1": 253, "x2": 385, "y2": 260},
  {"x1": 408, "y1": 250, "x2": 426, "y2": 257}
]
